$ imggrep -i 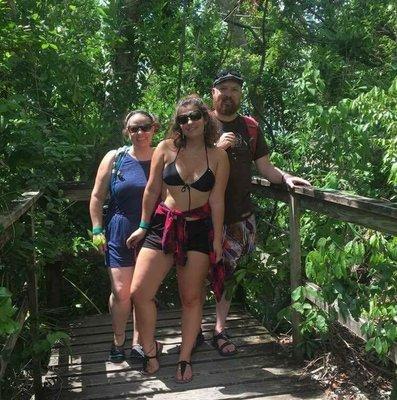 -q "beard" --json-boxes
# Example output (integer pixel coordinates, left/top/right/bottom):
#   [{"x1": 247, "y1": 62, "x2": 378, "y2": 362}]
[{"x1": 214, "y1": 96, "x2": 240, "y2": 116}]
